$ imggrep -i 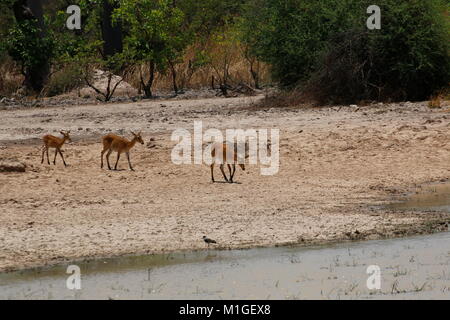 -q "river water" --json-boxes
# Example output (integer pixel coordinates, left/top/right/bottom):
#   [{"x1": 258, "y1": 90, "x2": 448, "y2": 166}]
[{"x1": 1, "y1": 184, "x2": 450, "y2": 300}]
